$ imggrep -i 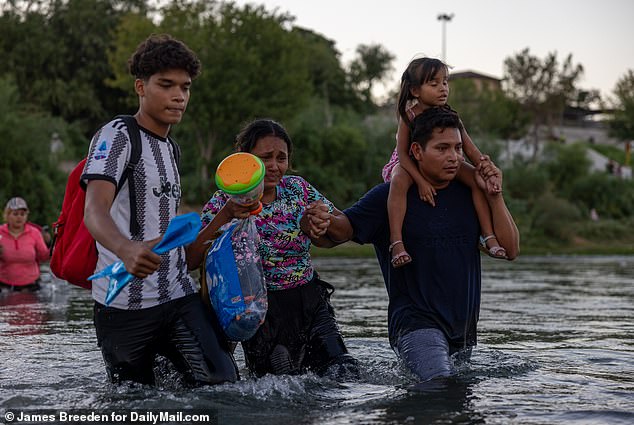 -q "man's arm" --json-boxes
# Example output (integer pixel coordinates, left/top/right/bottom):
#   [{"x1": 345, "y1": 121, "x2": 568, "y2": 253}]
[
  {"x1": 84, "y1": 180, "x2": 161, "y2": 278},
  {"x1": 476, "y1": 160, "x2": 520, "y2": 260},
  {"x1": 302, "y1": 202, "x2": 354, "y2": 248}
]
